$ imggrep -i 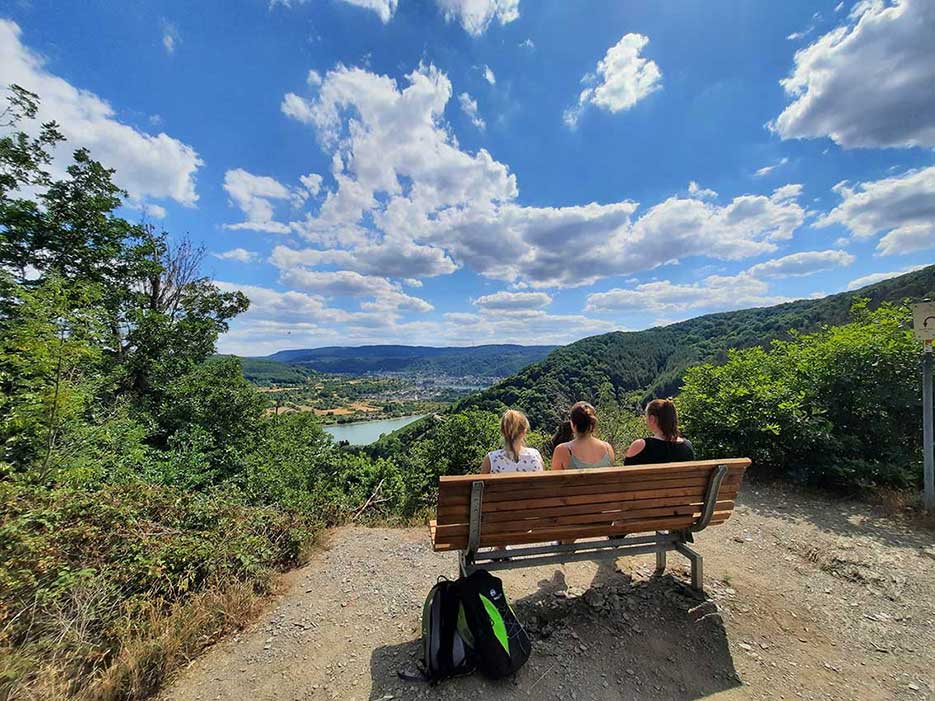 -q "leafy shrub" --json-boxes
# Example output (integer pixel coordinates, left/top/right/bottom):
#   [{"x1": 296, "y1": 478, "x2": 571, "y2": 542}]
[
  {"x1": 0, "y1": 480, "x2": 318, "y2": 699},
  {"x1": 679, "y1": 303, "x2": 922, "y2": 489}
]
